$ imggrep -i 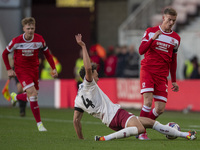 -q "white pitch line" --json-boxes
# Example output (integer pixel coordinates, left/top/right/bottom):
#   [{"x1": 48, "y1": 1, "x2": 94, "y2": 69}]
[
  {"x1": 189, "y1": 125, "x2": 200, "y2": 128},
  {"x1": 0, "y1": 115, "x2": 200, "y2": 131},
  {"x1": 0, "y1": 115, "x2": 102, "y2": 125}
]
